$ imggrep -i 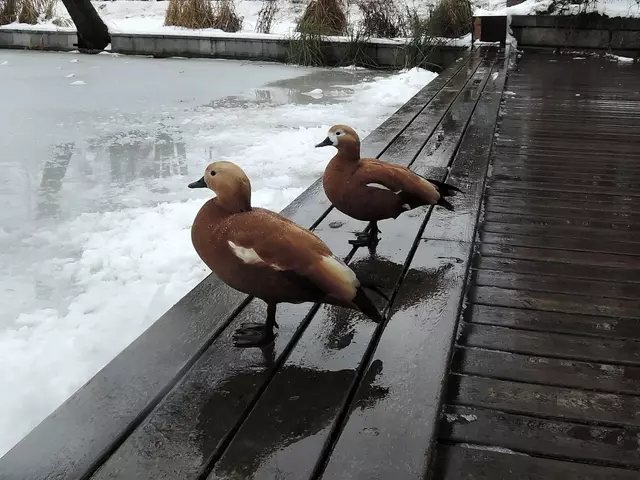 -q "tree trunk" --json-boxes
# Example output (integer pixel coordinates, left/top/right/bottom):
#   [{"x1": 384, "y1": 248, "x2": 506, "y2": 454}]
[{"x1": 60, "y1": 0, "x2": 111, "y2": 52}]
